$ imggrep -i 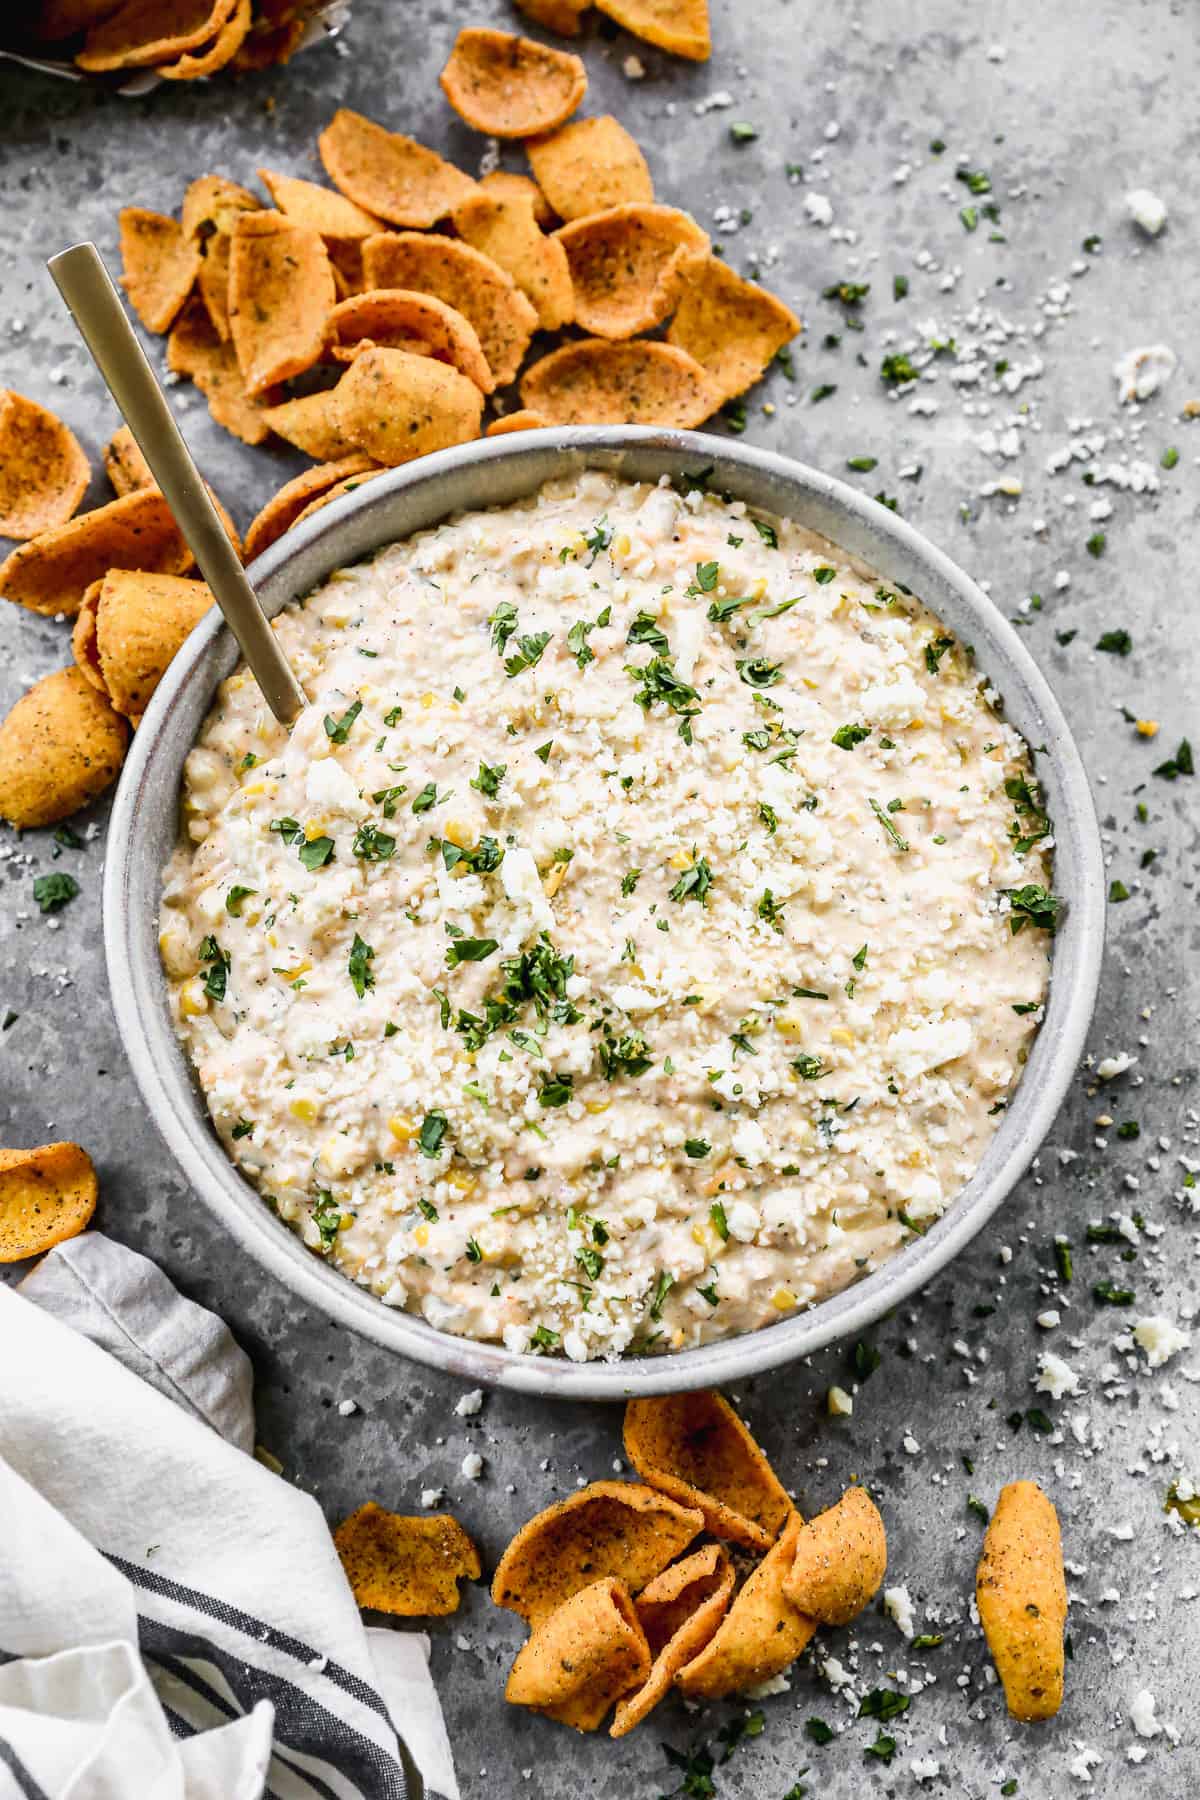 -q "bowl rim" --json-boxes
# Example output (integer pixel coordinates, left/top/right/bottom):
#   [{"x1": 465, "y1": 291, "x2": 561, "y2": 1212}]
[{"x1": 104, "y1": 425, "x2": 1105, "y2": 1400}]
